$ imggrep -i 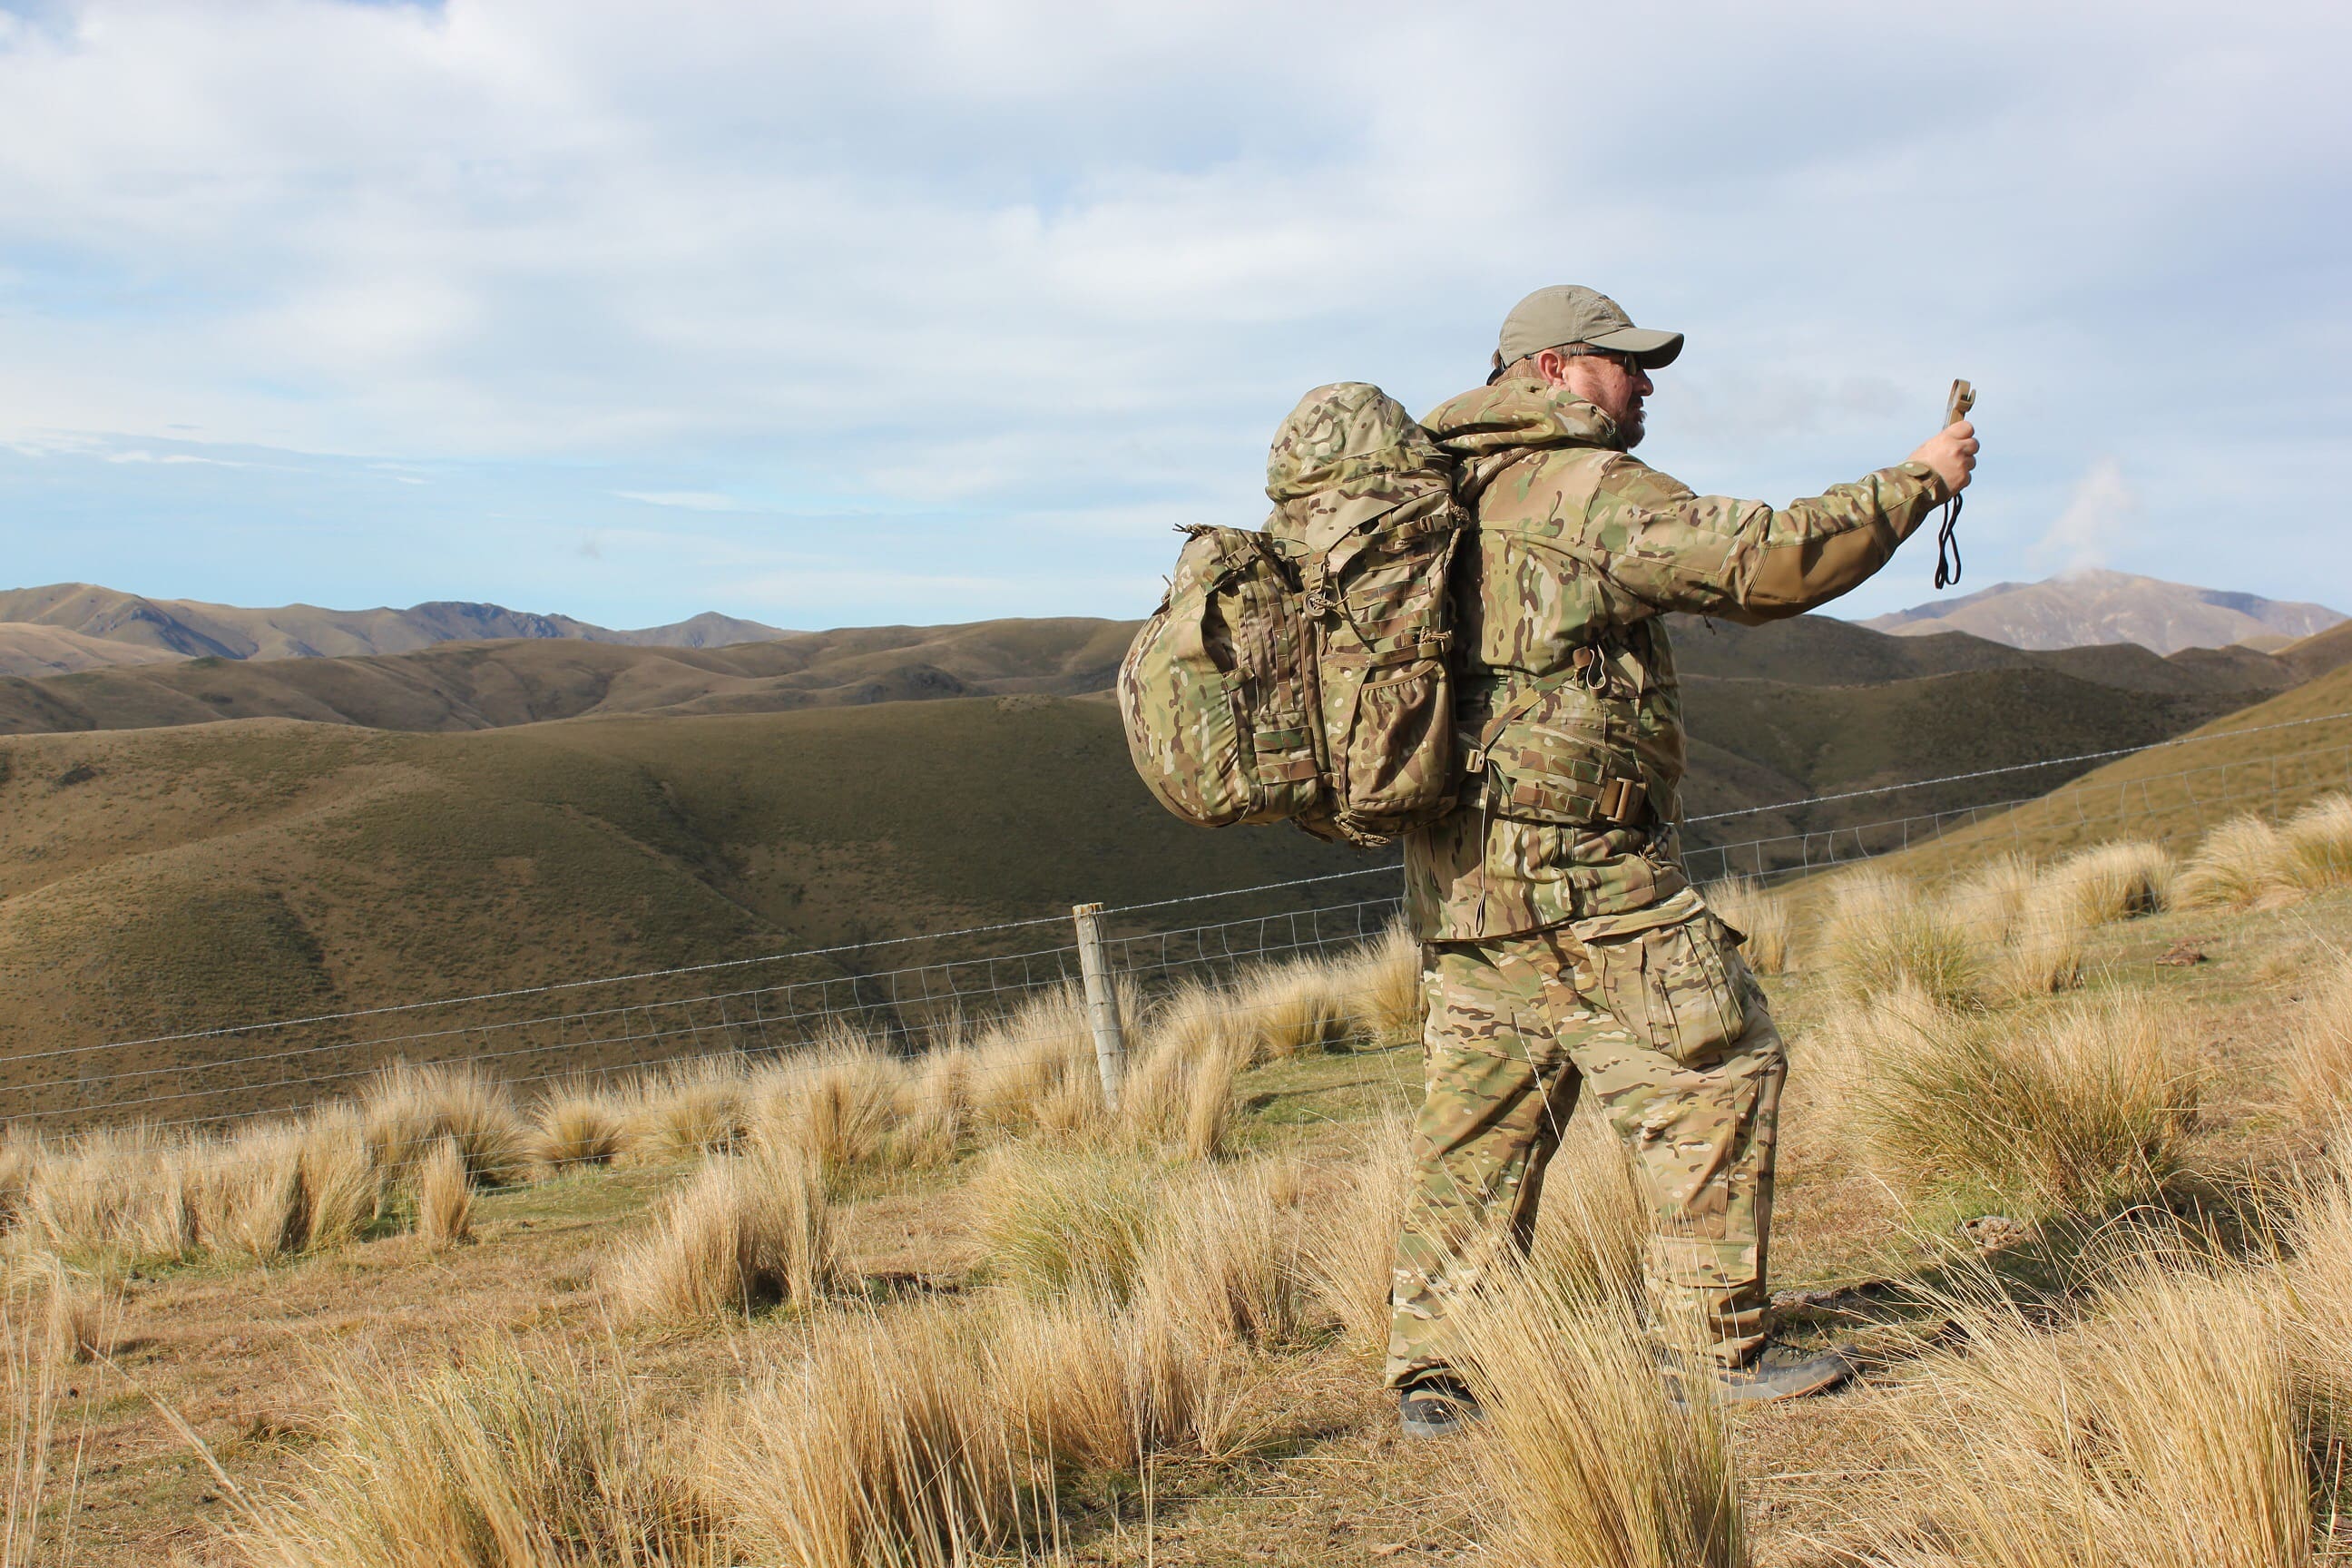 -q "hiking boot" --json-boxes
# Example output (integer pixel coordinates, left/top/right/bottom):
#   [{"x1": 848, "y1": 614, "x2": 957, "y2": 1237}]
[
  {"x1": 1397, "y1": 1376, "x2": 1483, "y2": 1438},
  {"x1": 1662, "y1": 1342, "x2": 1855, "y2": 1406}
]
